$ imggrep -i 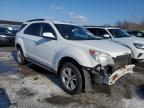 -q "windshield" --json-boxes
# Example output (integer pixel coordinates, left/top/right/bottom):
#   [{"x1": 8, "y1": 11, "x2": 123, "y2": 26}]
[
  {"x1": 55, "y1": 24, "x2": 100, "y2": 40},
  {"x1": 137, "y1": 32, "x2": 144, "y2": 37},
  {"x1": 0, "y1": 27, "x2": 12, "y2": 35},
  {"x1": 108, "y1": 29, "x2": 130, "y2": 38},
  {"x1": 132, "y1": 31, "x2": 144, "y2": 37}
]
